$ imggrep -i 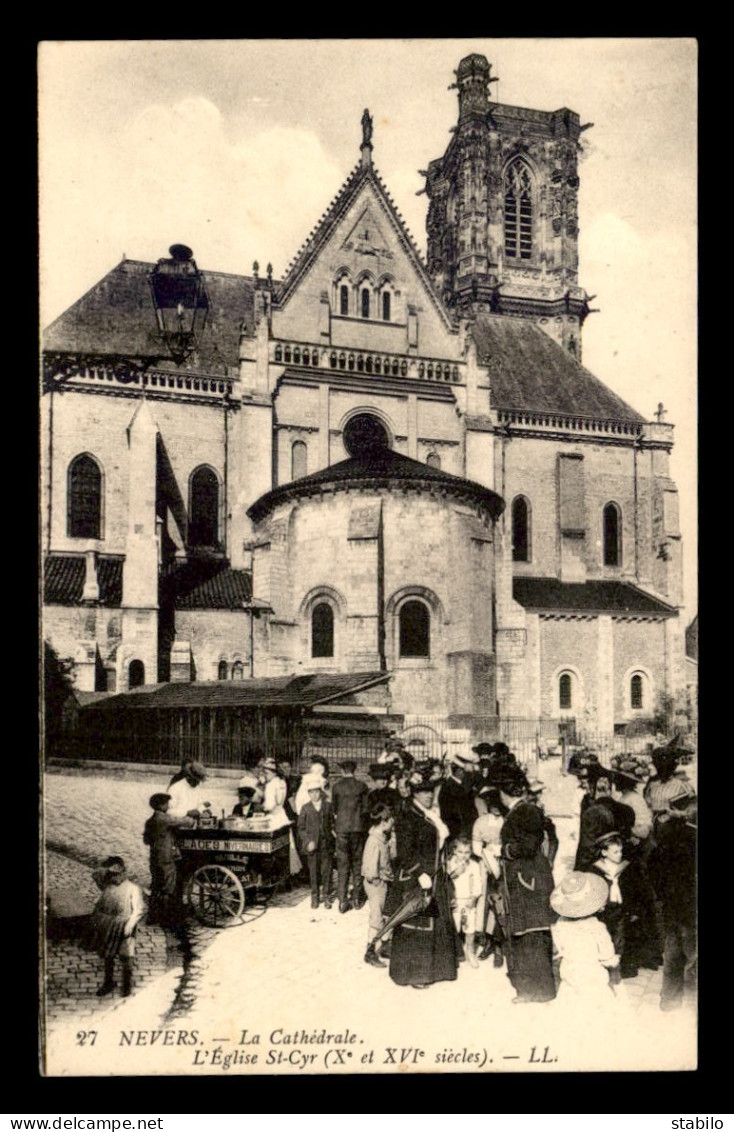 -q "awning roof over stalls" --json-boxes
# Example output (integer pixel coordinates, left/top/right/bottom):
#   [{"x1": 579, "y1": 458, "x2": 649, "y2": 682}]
[{"x1": 79, "y1": 671, "x2": 391, "y2": 712}]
